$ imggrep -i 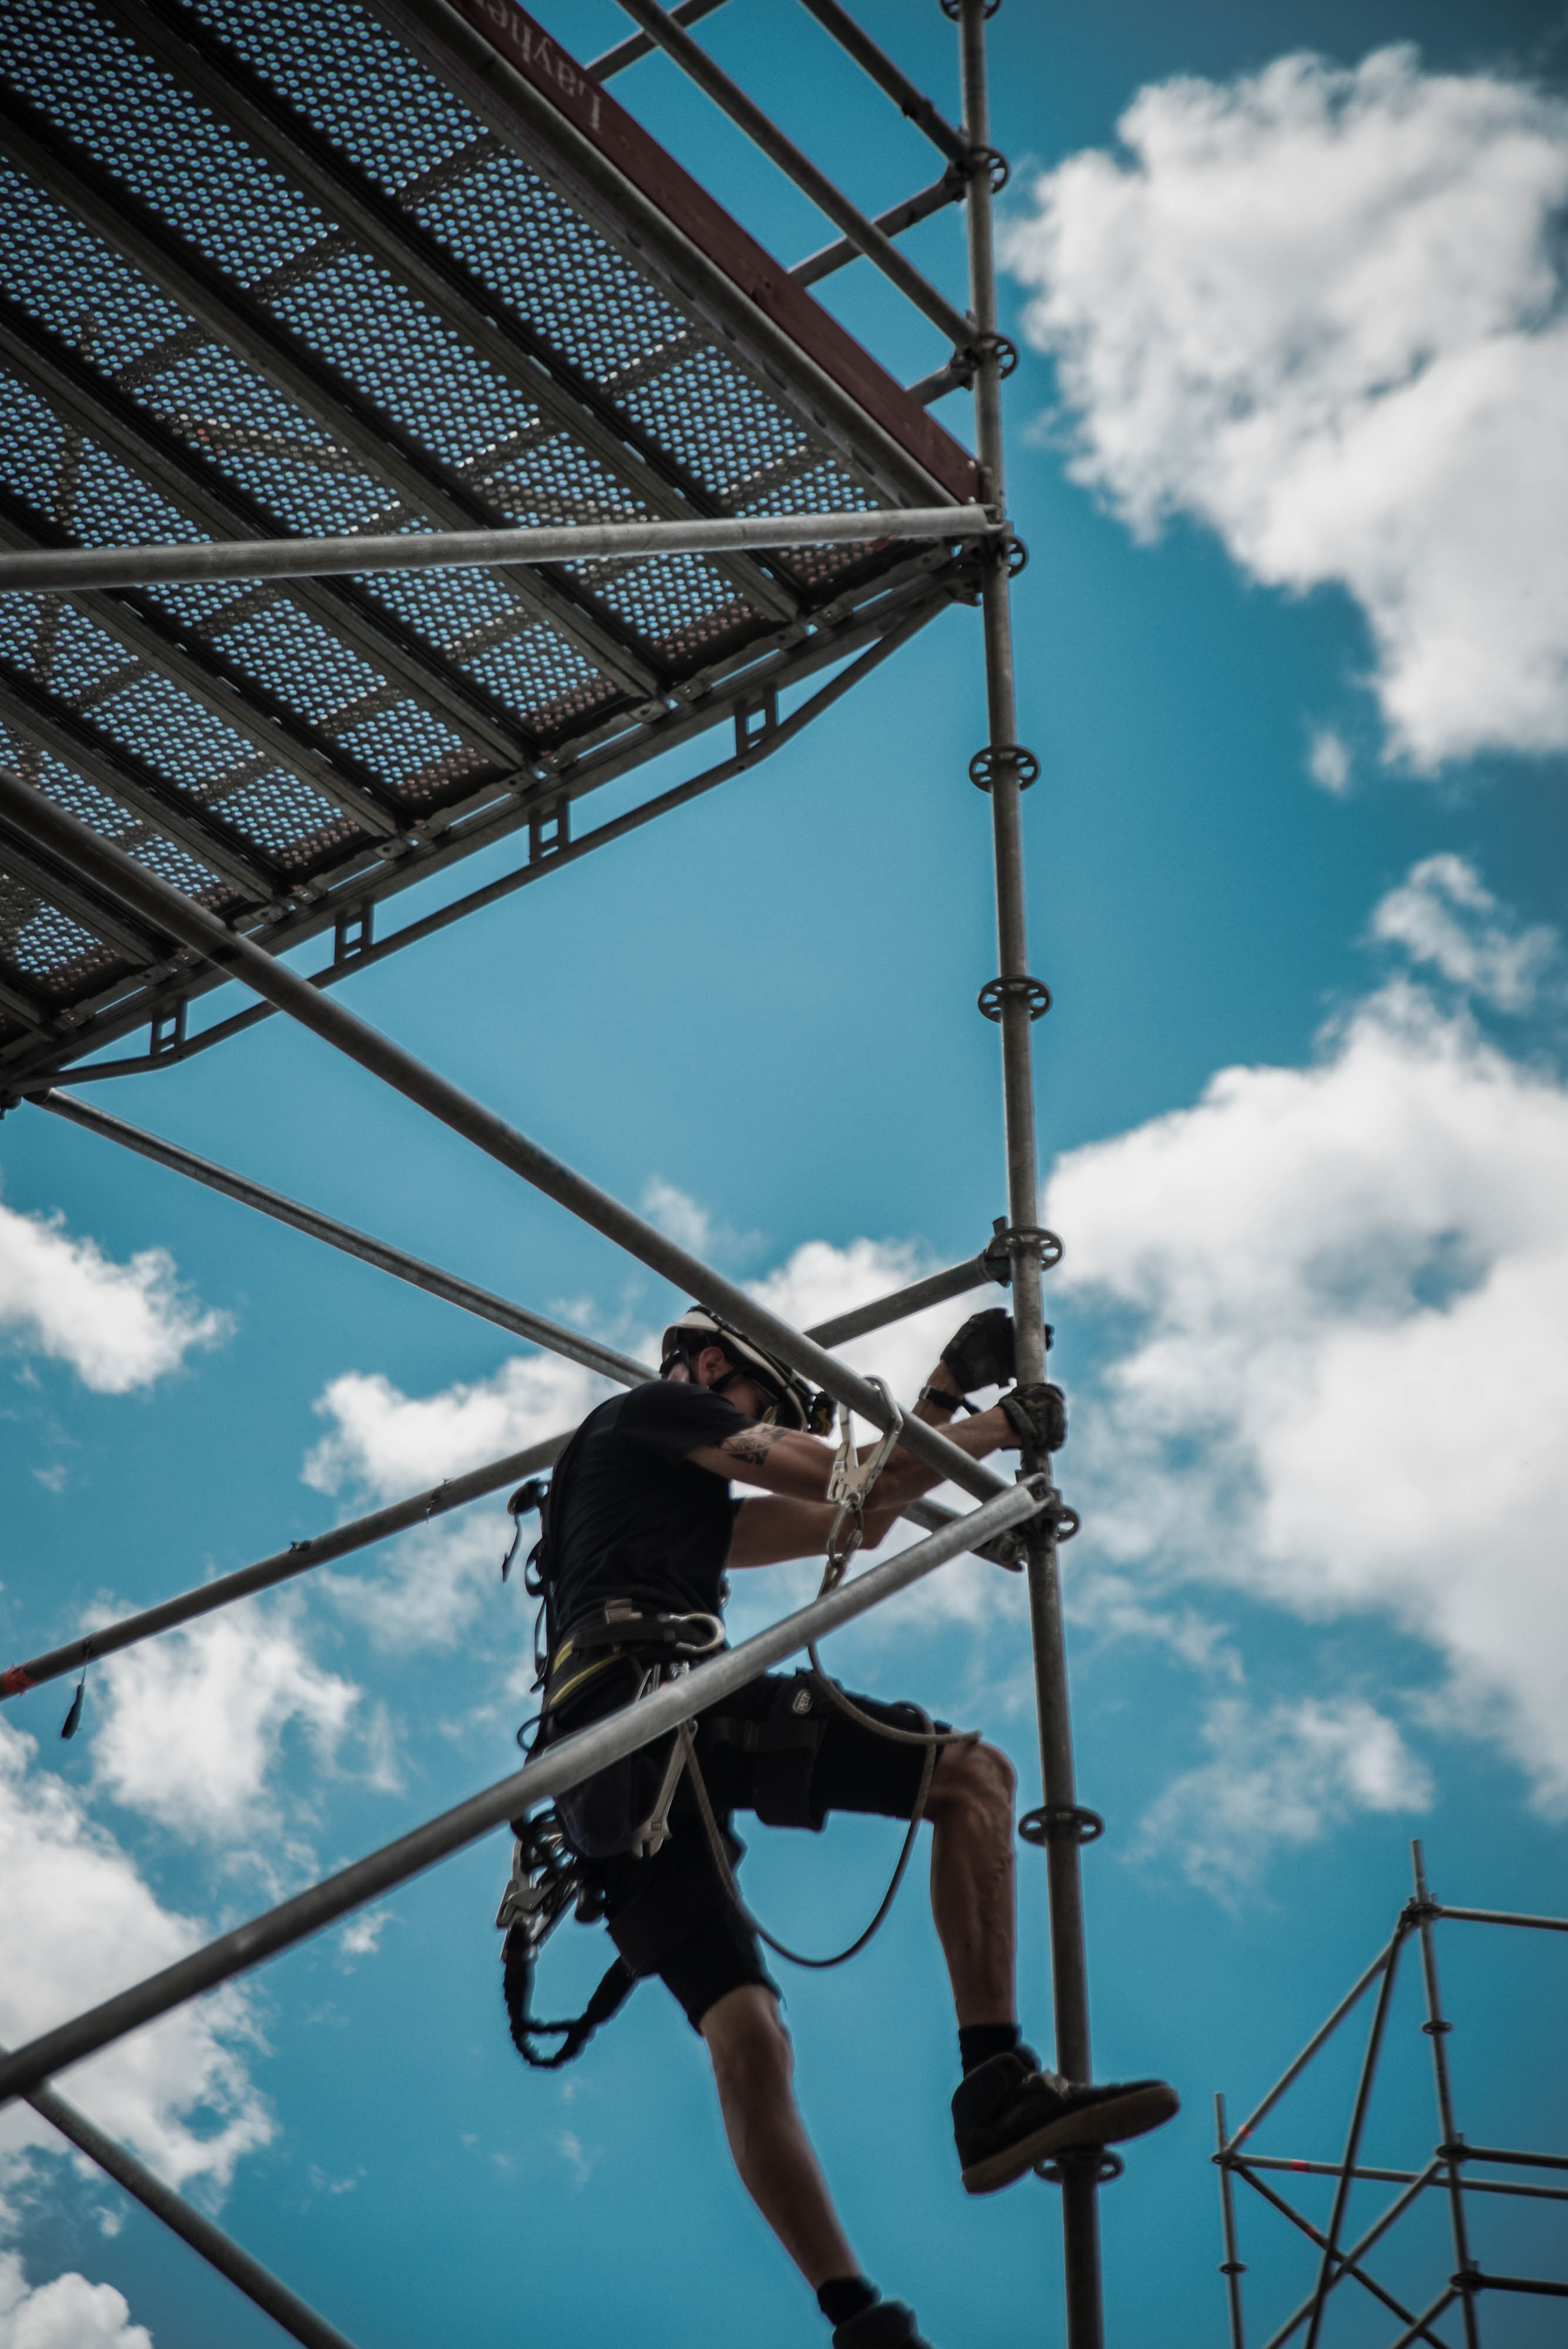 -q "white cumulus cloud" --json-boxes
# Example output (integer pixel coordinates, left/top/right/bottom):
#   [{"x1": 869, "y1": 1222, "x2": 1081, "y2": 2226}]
[
  {"x1": 1138, "y1": 1695, "x2": 1431, "y2": 1894},
  {"x1": 90, "y1": 1606, "x2": 372, "y2": 1845},
  {"x1": 0, "y1": 1718, "x2": 270, "y2": 2193},
  {"x1": 305, "y1": 1348, "x2": 611, "y2": 1647},
  {"x1": 1045, "y1": 863, "x2": 1568, "y2": 1814},
  {"x1": 0, "y1": 1187, "x2": 227, "y2": 1394},
  {"x1": 0, "y1": 2253, "x2": 150, "y2": 2349},
  {"x1": 1370, "y1": 853, "x2": 1556, "y2": 1008},
  {"x1": 1004, "y1": 45, "x2": 1568, "y2": 769}
]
